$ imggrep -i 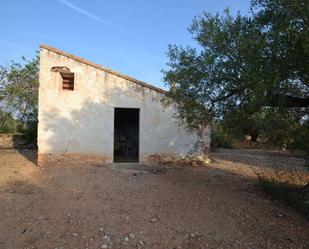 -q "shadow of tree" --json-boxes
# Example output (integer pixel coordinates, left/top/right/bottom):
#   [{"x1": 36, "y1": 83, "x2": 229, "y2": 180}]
[
  {"x1": 213, "y1": 148, "x2": 307, "y2": 171},
  {"x1": 3, "y1": 179, "x2": 41, "y2": 195},
  {"x1": 15, "y1": 149, "x2": 38, "y2": 165},
  {"x1": 0, "y1": 134, "x2": 38, "y2": 164}
]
